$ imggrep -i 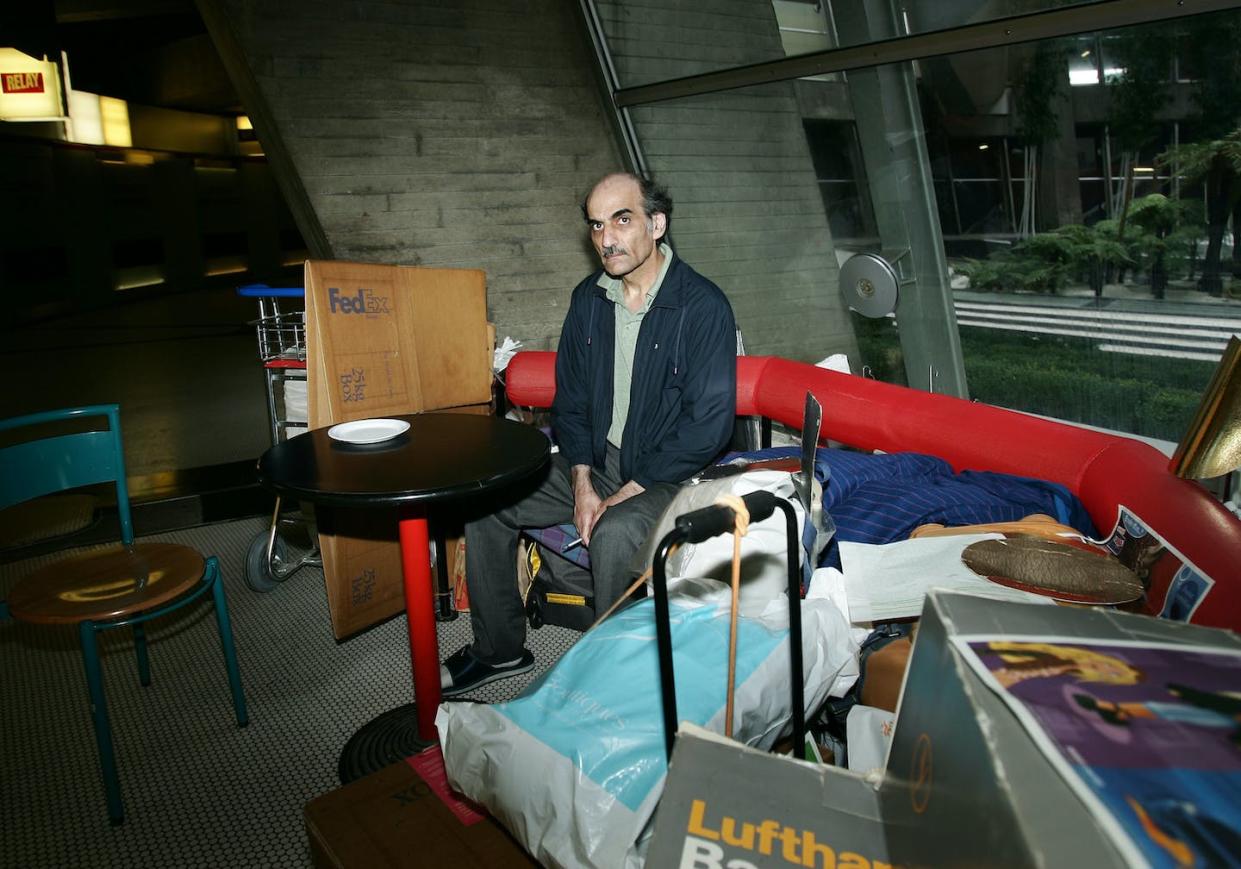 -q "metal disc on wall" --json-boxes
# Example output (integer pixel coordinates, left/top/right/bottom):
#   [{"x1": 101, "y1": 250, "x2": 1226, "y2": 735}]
[{"x1": 839, "y1": 252, "x2": 900, "y2": 318}]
